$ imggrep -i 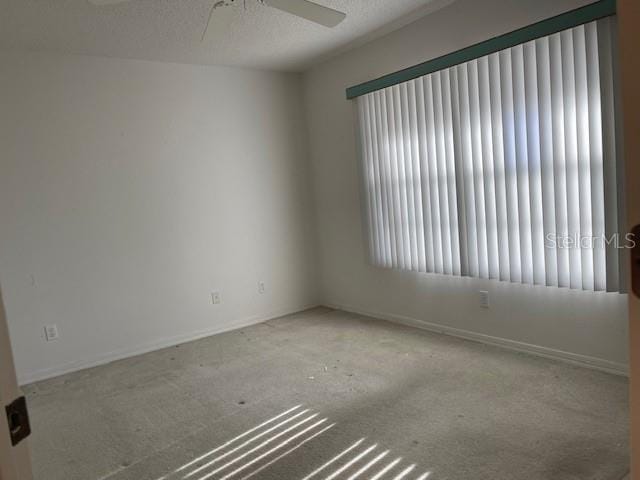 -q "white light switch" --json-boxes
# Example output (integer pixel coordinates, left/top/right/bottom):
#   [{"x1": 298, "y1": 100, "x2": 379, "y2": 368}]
[{"x1": 212, "y1": 291, "x2": 221, "y2": 305}]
